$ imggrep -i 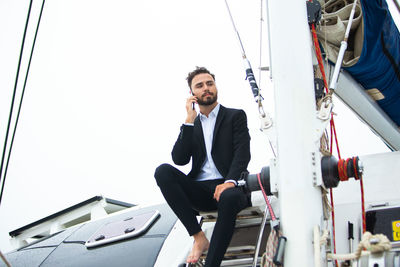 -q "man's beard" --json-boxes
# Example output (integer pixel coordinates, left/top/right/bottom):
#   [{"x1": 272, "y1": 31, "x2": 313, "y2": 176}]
[{"x1": 197, "y1": 92, "x2": 218, "y2": 106}]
